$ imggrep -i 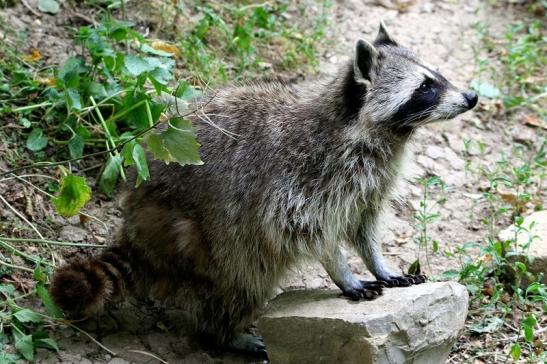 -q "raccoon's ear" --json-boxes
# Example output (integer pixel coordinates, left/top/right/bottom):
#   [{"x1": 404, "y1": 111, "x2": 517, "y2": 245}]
[
  {"x1": 375, "y1": 20, "x2": 398, "y2": 46},
  {"x1": 353, "y1": 39, "x2": 379, "y2": 83}
]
